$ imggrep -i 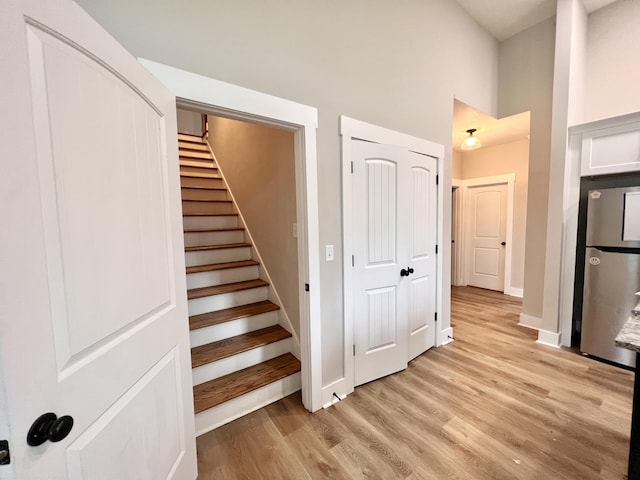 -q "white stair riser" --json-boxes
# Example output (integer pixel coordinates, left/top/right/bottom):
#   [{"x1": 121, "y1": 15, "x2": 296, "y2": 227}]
[
  {"x1": 184, "y1": 229, "x2": 244, "y2": 247},
  {"x1": 182, "y1": 201, "x2": 235, "y2": 216},
  {"x1": 188, "y1": 286, "x2": 268, "y2": 316},
  {"x1": 190, "y1": 311, "x2": 280, "y2": 348},
  {"x1": 183, "y1": 215, "x2": 238, "y2": 230},
  {"x1": 186, "y1": 265, "x2": 259, "y2": 289},
  {"x1": 195, "y1": 373, "x2": 301, "y2": 436},
  {"x1": 185, "y1": 247, "x2": 251, "y2": 267},
  {"x1": 181, "y1": 189, "x2": 229, "y2": 201},
  {"x1": 192, "y1": 338, "x2": 293, "y2": 386}
]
